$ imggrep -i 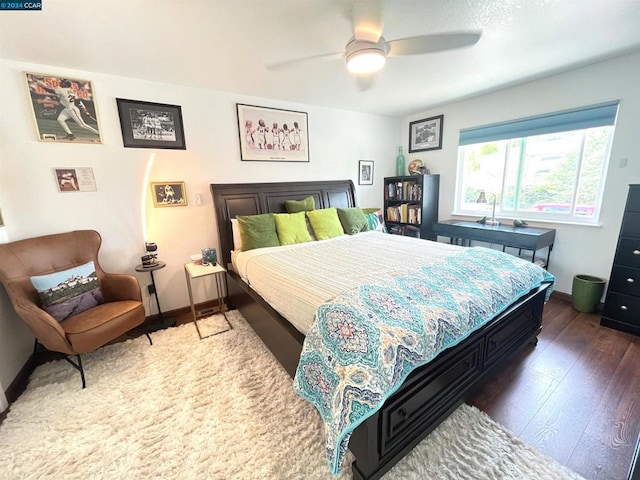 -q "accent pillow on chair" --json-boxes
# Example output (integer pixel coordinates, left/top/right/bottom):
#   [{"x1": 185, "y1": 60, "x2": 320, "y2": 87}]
[{"x1": 30, "y1": 261, "x2": 104, "y2": 322}]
